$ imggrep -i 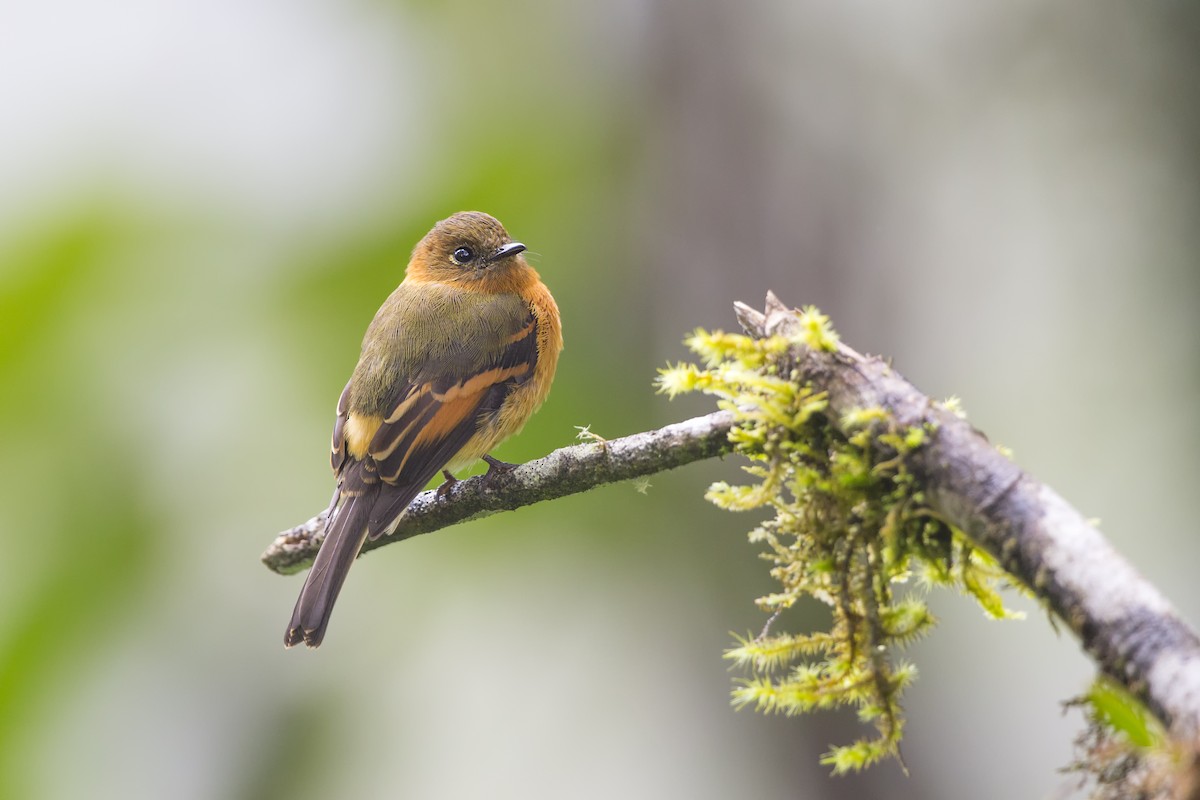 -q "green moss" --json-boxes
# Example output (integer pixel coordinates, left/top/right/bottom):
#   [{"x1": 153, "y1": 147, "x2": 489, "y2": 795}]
[
  {"x1": 1062, "y1": 679, "x2": 1188, "y2": 799},
  {"x1": 658, "y1": 316, "x2": 1020, "y2": 774},
  {"x1": 1086, "y1": 680, "x2": 1163, "y2": 750}
]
